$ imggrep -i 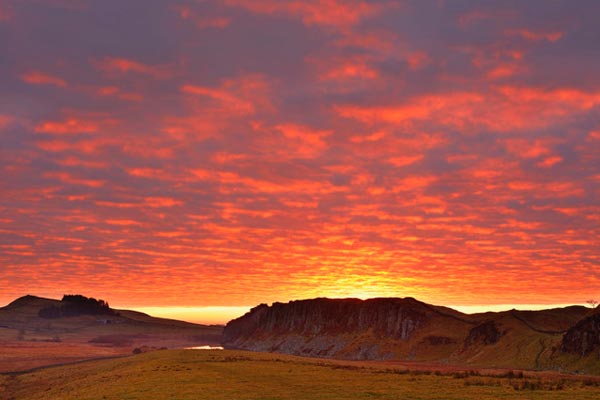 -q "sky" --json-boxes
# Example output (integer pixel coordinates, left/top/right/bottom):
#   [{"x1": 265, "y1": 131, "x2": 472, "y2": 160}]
[{"x1": 1, "y1": 0, "x2": 599, "y2": 324}]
